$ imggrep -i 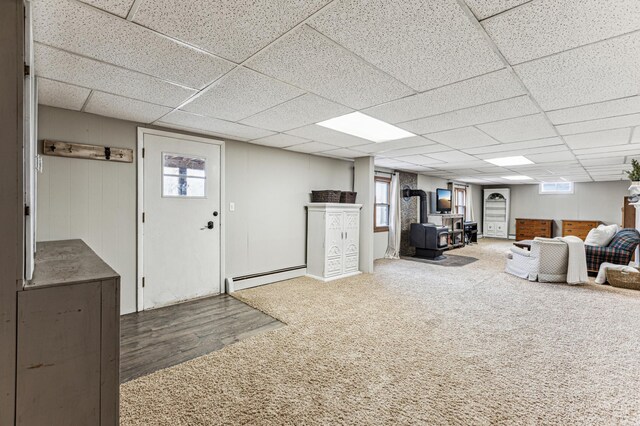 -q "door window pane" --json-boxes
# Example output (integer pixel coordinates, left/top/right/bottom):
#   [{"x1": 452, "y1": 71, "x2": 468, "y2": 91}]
[{"x1": 162, "y1": 153, "x2": 206, "y2": 198}]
